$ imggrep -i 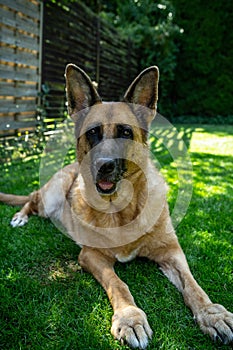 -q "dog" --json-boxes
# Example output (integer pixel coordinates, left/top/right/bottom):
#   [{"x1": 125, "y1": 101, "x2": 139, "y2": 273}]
[{"x1": 0, "y1": 64, "x2": 233, "y2": 349}]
